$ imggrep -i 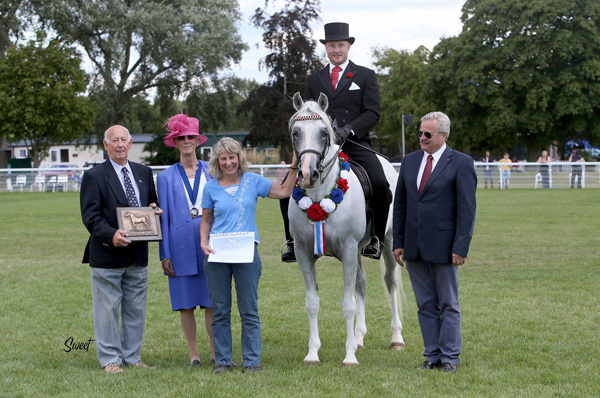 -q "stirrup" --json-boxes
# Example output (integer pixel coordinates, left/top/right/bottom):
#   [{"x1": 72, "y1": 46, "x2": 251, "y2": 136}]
[{"x1": 280, "y1": 240, "x2": 294, "y2": 255}]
